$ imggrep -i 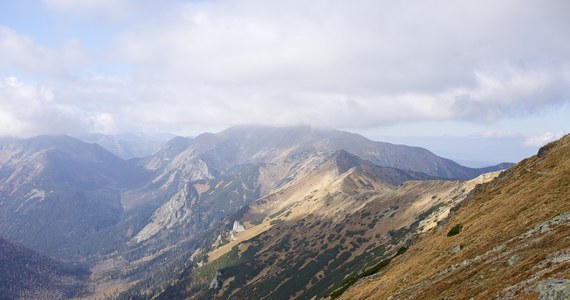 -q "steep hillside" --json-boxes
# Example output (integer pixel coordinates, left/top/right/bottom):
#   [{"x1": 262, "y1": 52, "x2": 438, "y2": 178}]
[
  {"x1": 89, "y1": 150, "x2": 335, "y2": 297},
  {"x1": 0, "y1": 237, "x2": 89, "y2": 300},
  {"x1": 341, "y1": 134, "x2": 570, "y2": 299},
  {"x1": 0, "y1": 135, "x2": 144, "y2": 258},
  {"x1": 147, "y1": 151, "x2": 500, "y2": 300}
]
